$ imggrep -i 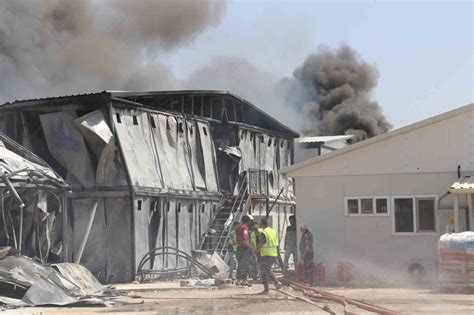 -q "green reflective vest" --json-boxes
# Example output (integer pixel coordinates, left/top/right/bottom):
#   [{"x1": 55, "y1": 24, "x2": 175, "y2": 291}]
[
  {"x1": 250, "y1": 228, "x2": 263, "y2": 249},
  {"x1": 260, "y1": 227, "x2": 278, "y2": 257}
]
